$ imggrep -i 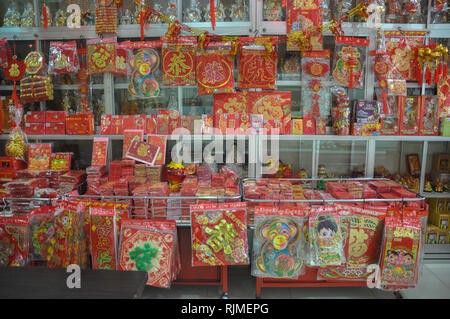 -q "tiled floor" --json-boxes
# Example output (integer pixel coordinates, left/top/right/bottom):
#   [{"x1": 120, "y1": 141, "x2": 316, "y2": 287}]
[{"x1": 142, "y1": 262, "x2": 450, "y2": 299}]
